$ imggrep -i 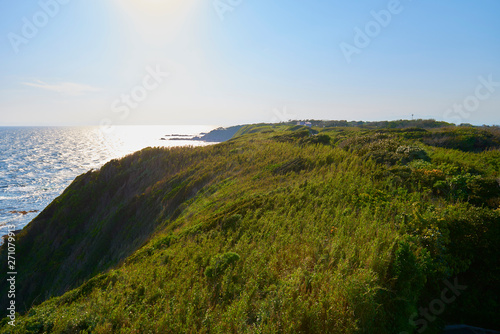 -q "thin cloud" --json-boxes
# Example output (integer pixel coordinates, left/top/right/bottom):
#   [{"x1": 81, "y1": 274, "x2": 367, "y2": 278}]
[{"x1": 22, "y1": 80, "x2": 100, "y2": 95}]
